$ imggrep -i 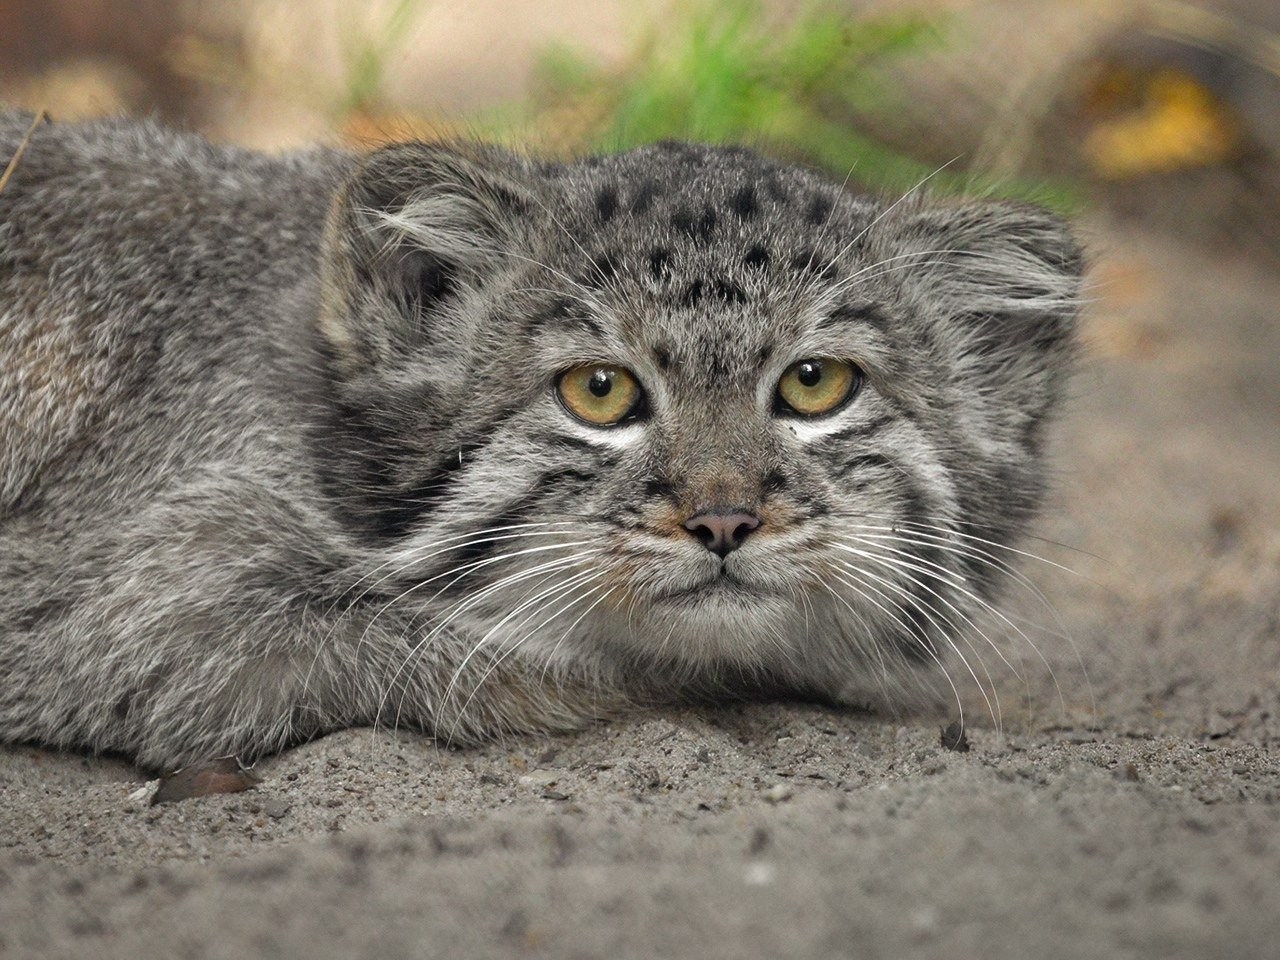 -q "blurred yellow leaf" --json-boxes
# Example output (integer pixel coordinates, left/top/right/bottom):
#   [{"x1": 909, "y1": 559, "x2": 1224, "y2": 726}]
[{"x1": 1082, "y1": 67, "x2": 1241, "y2": 178}]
